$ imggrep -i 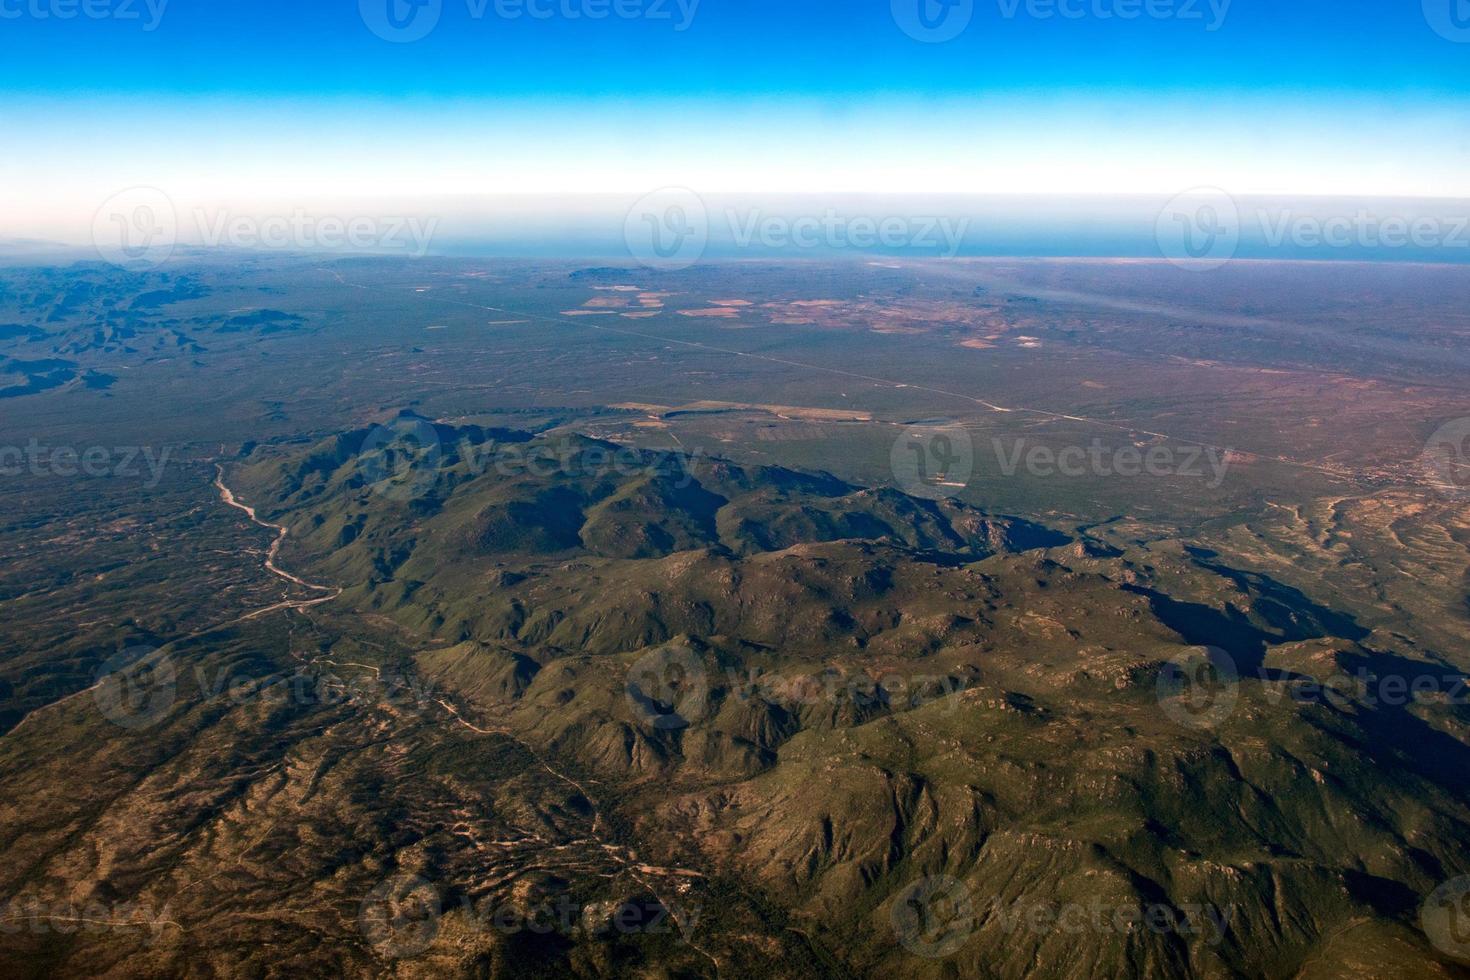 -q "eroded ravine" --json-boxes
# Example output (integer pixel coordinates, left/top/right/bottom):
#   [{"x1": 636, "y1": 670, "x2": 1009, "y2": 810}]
[{"x1": 214, "y1": 464, "x2": 343, "y2": 618}]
